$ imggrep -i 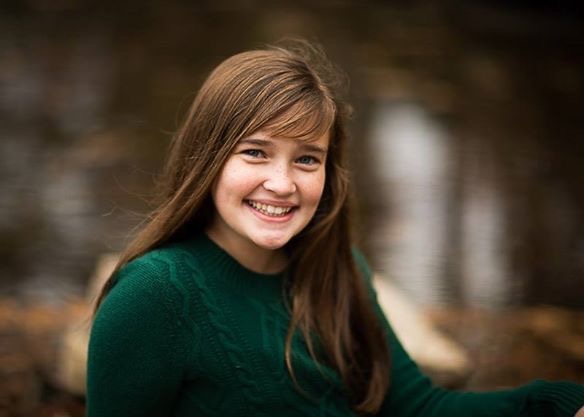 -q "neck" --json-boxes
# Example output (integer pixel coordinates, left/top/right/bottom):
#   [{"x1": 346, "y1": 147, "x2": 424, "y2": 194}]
[{"x1": 205, "y1": 228, "x2": 287, "y2": 275}]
